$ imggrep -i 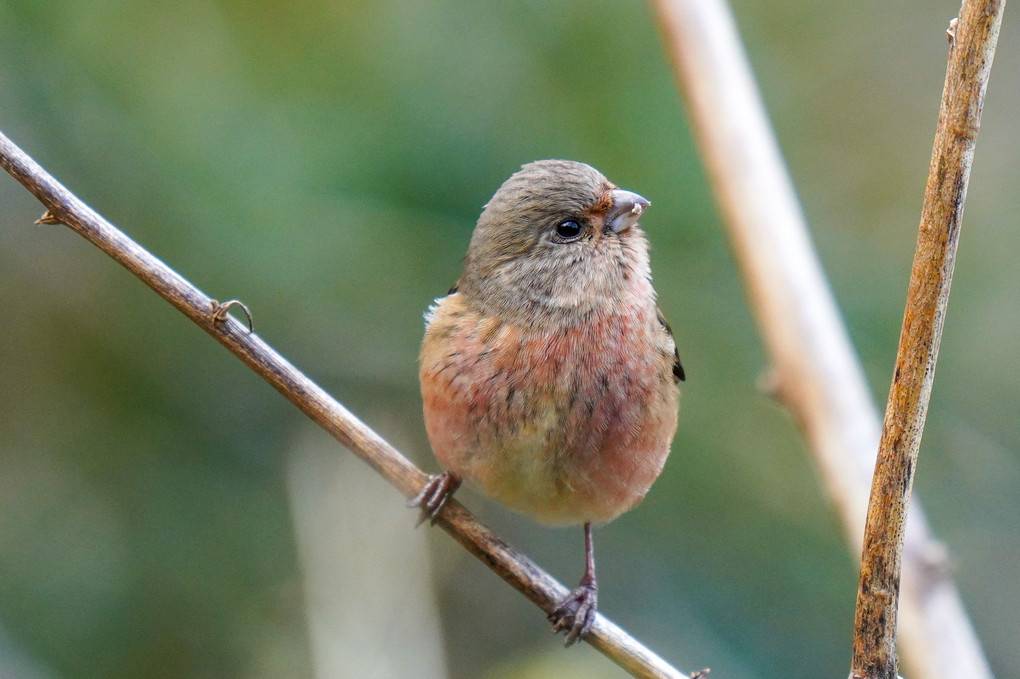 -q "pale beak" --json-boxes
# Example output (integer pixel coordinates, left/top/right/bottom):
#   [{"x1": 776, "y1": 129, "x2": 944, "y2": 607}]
[{"x1": 605, "y1": 189, "x2": 651, "y2": 233}]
